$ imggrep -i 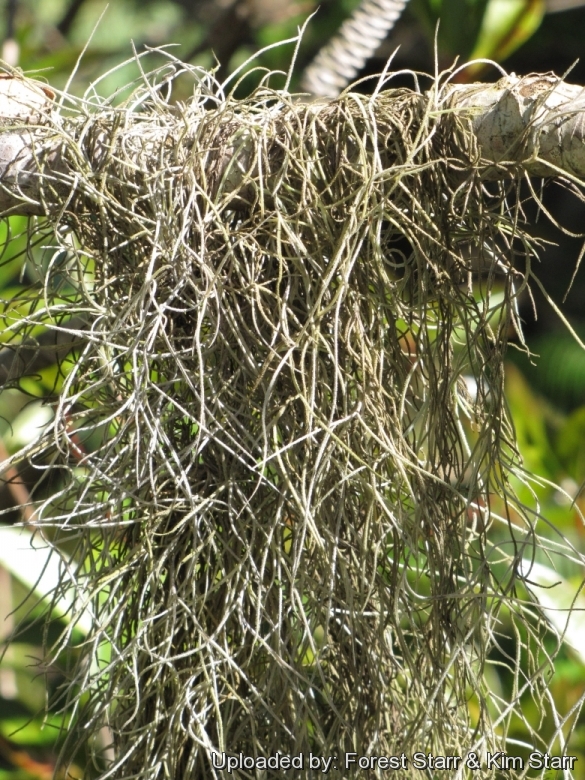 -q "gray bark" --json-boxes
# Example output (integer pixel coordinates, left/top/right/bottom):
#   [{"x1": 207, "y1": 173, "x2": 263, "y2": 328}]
[{"x1": 0, "y1": 72, "x2": 584, "y2": 216}]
